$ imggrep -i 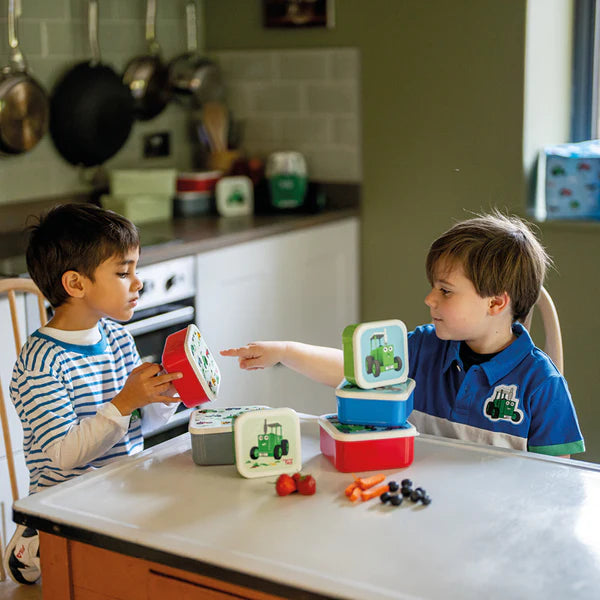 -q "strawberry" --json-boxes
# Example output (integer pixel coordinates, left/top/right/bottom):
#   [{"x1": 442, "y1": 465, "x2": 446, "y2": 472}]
[
  {"x1": 296, "y1": 474, "x2": 316, "y2": 495},
  {"x1": 292, "y1": 472, "x2": 302, "y2": 482},
  {"x1": 275, "y1": 474, "x2": 296, "y2": 496}
]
